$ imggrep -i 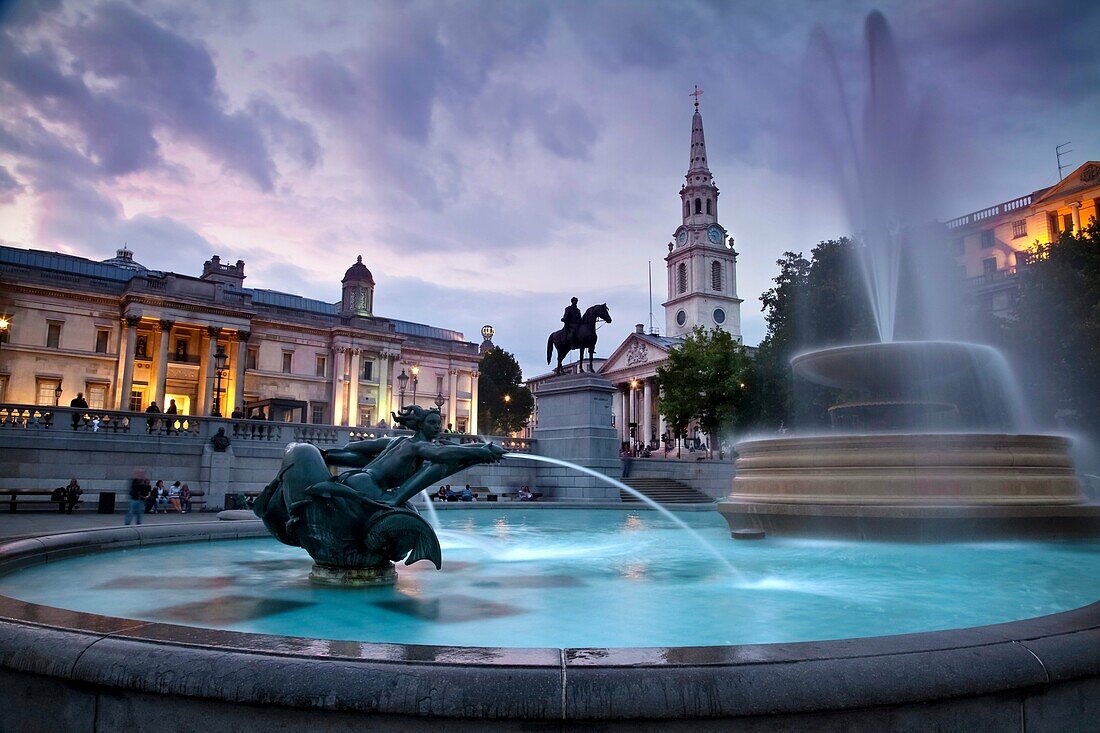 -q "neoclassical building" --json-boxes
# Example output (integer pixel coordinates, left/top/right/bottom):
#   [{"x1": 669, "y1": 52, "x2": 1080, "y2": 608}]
[
  {"x1": 948, "y1": 160, "x2": 1099, "y2": 316},
  {"x1": 0, "y1": 246, "x2": 482, "y2": 431}
]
